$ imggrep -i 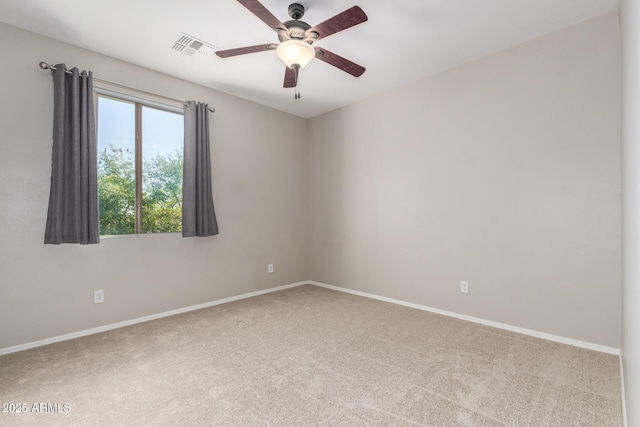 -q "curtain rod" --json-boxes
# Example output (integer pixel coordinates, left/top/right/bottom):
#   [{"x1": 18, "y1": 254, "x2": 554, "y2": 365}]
[{"x1": 38, "y1": 61, "x2": 215, "y2": 113}]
